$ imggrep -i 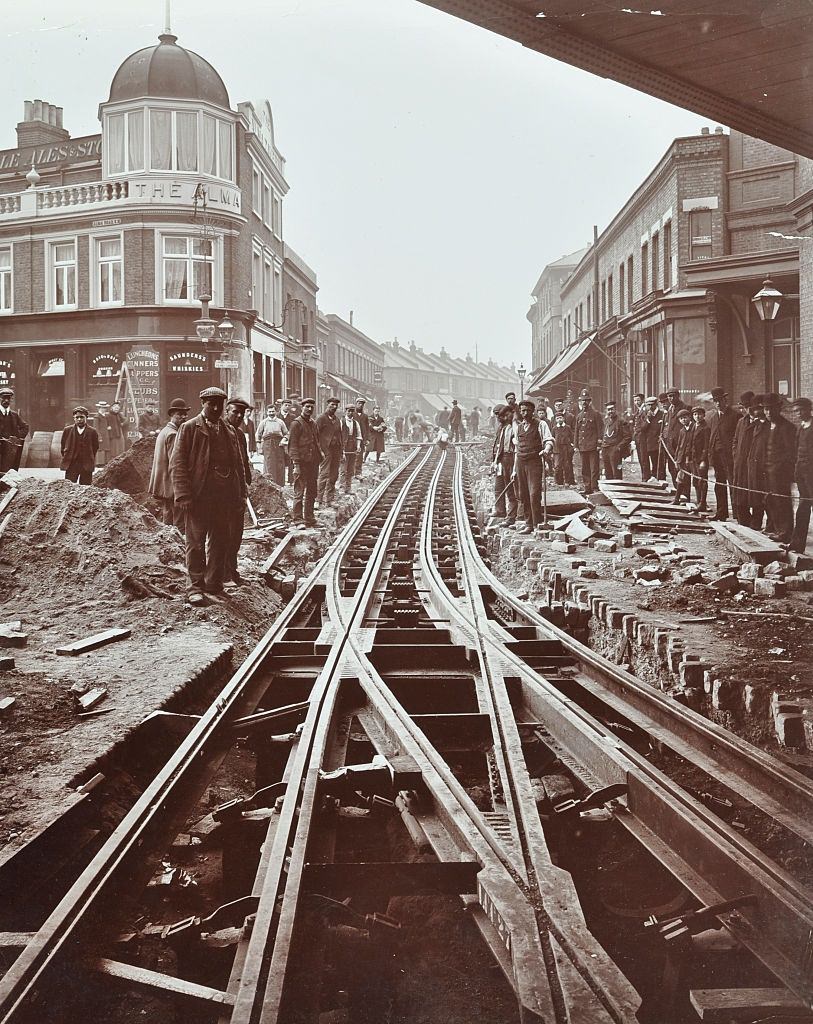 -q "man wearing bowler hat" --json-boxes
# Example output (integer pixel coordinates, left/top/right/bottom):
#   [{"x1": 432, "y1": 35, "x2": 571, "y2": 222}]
[
  {"x1": 707, "y1": 386, "x2": 741, "y2": 521},
  {"x1": 170, "y1": 386, "x2": 245, "y2": 605},
  {"x1": 149, "y1": 398, "x2": 191, "y2": 529},
  {"x1": 0, "y1": 387, "x2": 28, "y2": 472},
  {"x1": 60, "y1": 406, "x2": 99, "y2": 485},
  {"x1": 288, "y1": 397, "x2": 321, "y2": 527}
]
